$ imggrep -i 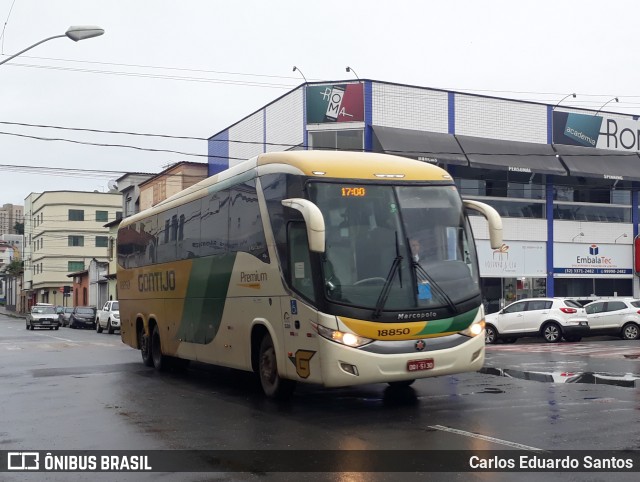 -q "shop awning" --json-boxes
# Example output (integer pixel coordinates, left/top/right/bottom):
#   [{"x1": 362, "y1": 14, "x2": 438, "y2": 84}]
[
  {"x1": 552, "y1": 144, "x2": 640, "y2": 182},
  {"x1": 455, "y1": 135, "x2": 567, "y2": 176},
  {"x1": 371, "y1": 126, "x2": 468, "y2": 166}
]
